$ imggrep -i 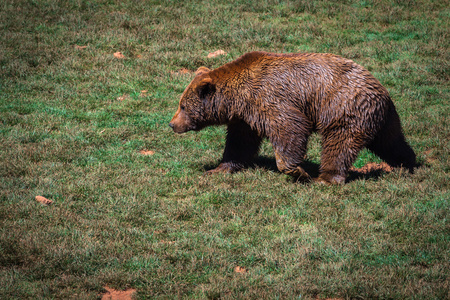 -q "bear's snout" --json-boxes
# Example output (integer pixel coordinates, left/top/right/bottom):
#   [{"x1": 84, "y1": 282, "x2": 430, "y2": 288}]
[
  {"x1": 169, "y1": 109, "x2": 192, "y2": 134},
  {"x1": 169, "y1": 122, "x2": 186, "y2": 134},
  {"x1": 168, "y1": 120, "x2": 186, "y2": 134}
]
